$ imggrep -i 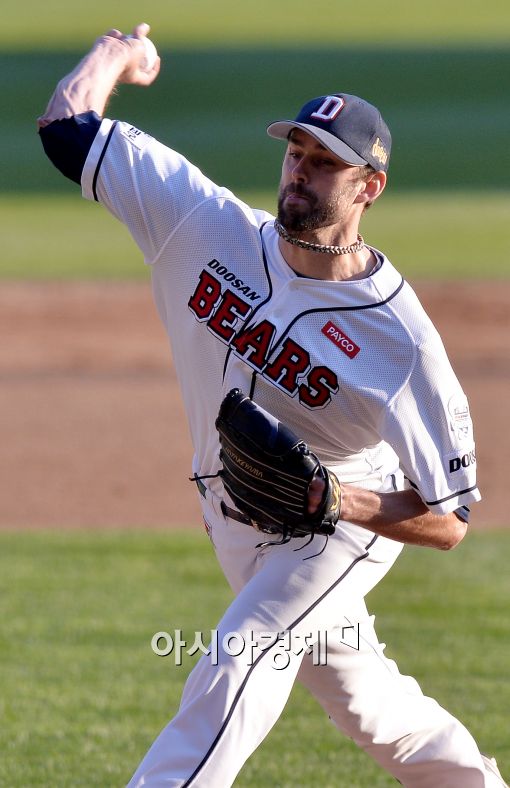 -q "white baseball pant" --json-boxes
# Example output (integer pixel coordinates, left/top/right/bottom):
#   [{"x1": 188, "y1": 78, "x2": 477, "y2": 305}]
[{"x1": 128, "y1": 492, "x2": 497, "y2": 787}]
